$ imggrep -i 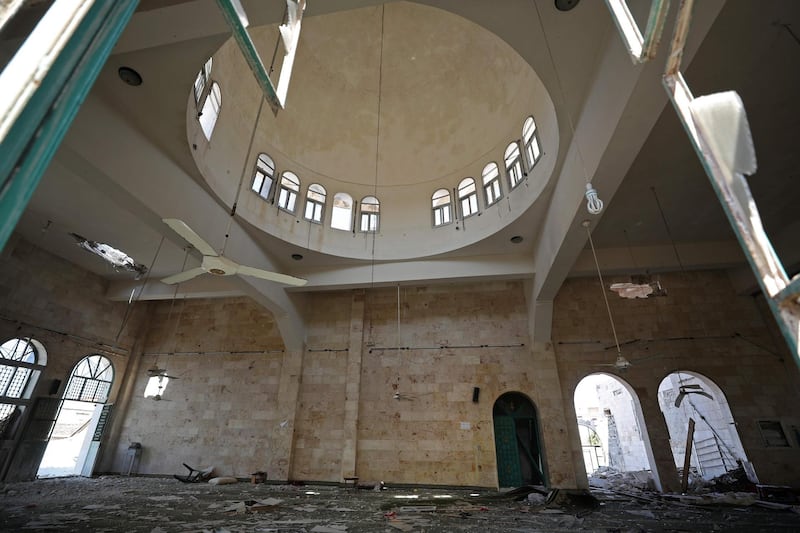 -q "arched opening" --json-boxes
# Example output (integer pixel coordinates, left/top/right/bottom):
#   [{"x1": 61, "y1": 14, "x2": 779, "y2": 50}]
[
  {"x1": 1, "y1": 338, "x2": 46, "y2": 449},
  {"x1": 657, "y1": 371, "x2": 750, "y2": 483},
  {"x1": 38, "y1": 355, "x2": 115, "y2": 478},
  {"x1": 493, "y1": 391, "x2": 545, "y2": 487},
  {"x1": 574, "y1": 373, "x2": 656, "y2": 489},
  {"x1": 331, "y1": 192, "x2": 353, "y2": 231}
]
